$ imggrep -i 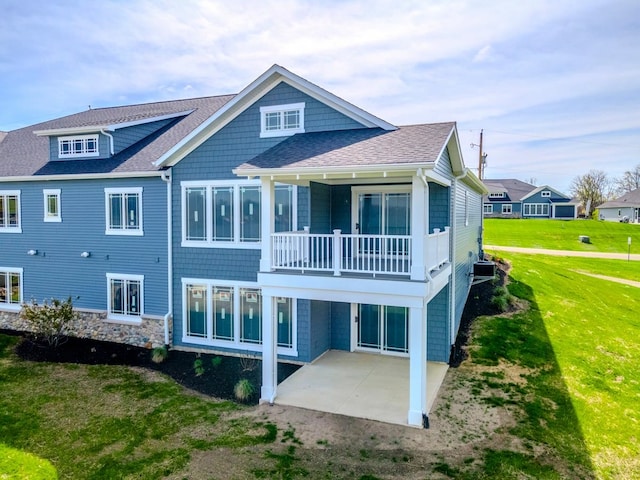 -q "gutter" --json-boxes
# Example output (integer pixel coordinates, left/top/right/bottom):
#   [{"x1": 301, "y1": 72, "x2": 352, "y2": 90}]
[
  {"x1": 161, "y1": 168, "x2": 173, "y2": 347},
  {"x1": 450, "y1": 168, "x2": 469, "y2": 347},
  {"x1": 100, "y1": 129, "x2": 115, "y2": 156}
]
